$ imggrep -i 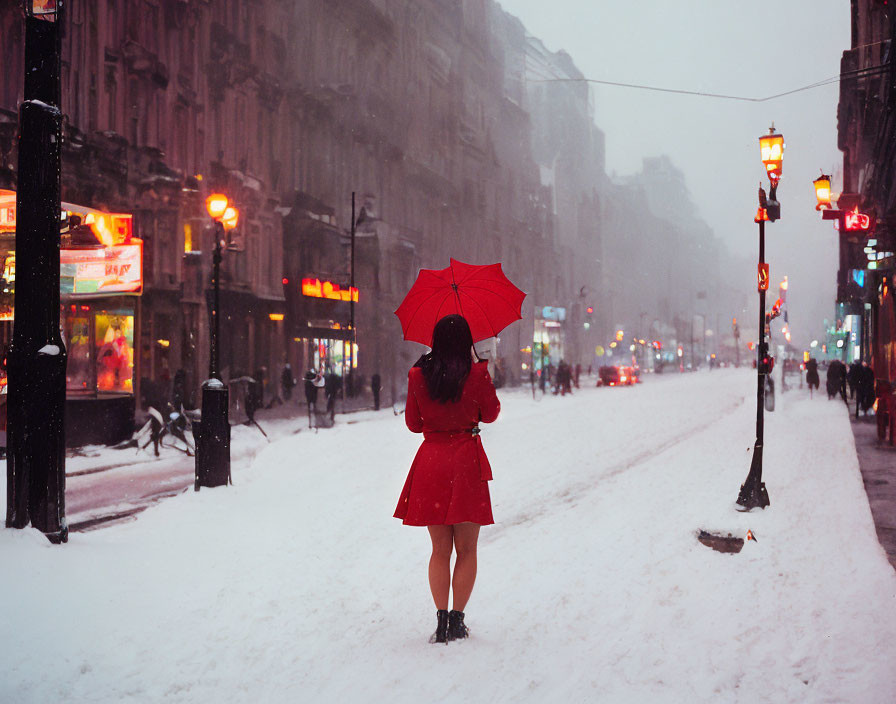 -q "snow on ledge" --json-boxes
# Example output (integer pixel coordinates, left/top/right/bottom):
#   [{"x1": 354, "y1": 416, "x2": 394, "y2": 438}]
[{"x1": 38, "y1": 344, "x2": 60, "y2": 356}]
